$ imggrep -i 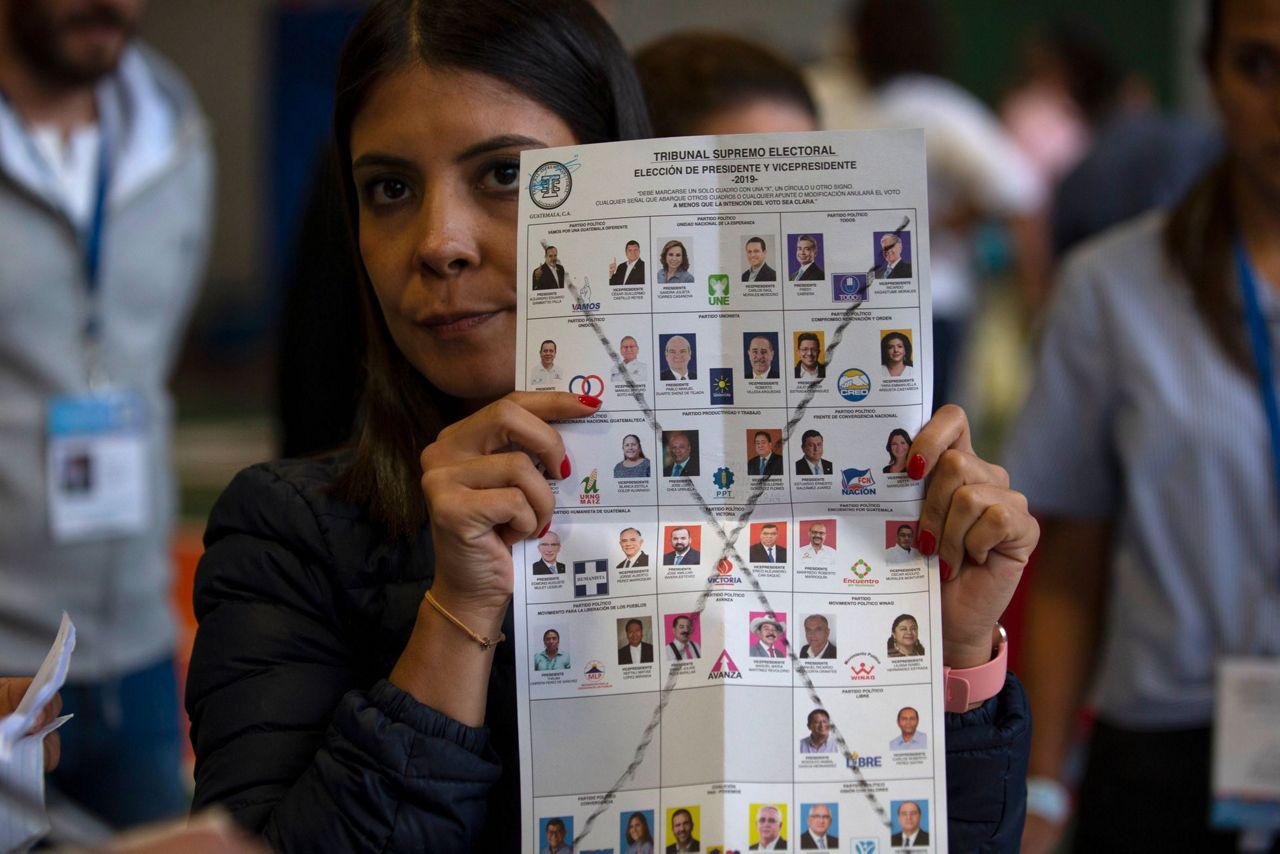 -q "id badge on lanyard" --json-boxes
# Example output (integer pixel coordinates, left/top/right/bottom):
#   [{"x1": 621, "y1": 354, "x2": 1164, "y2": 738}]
[
  {"x1": 42, "y1": 129, "x2": 151, "y2": 542},
  {"x1": 1210, "y1": 241, "x2": 1280, "y2": 837}
]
